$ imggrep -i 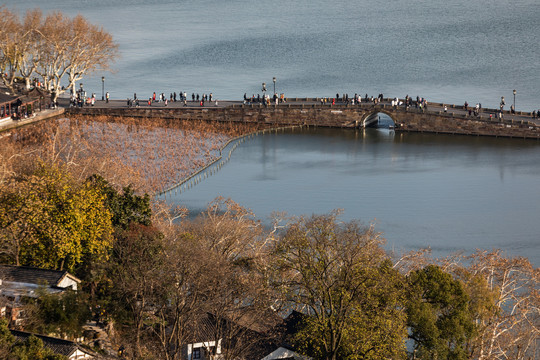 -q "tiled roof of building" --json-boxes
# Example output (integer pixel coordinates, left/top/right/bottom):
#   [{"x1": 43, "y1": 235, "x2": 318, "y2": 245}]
[
  {"x1": 24, "y1": 87, "x2": 48, "y2": 97},
  {"x1": 0, "y1": 264, "x2": 80, "y2": 288},
  {"x1": 0, "y1": 92, "x2": 19, "y2": 104},
  {"x1": 10, "y1": 330, "x2": 94, "y2": 357}
]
